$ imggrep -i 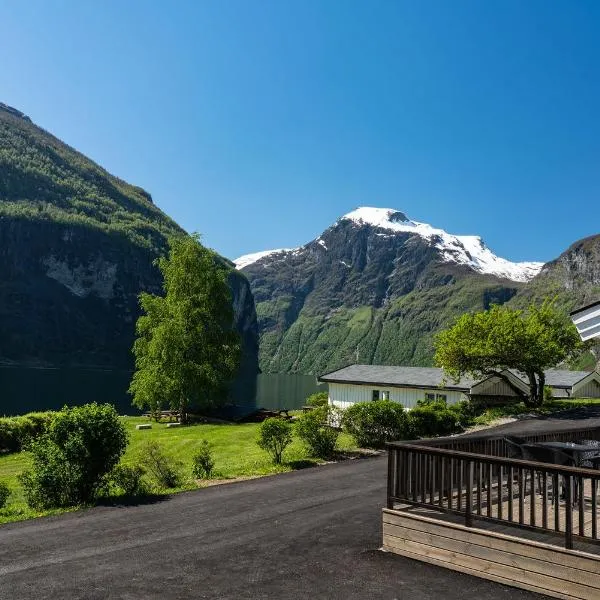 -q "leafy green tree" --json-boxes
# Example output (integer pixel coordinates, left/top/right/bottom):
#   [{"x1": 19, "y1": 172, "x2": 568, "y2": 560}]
[
  {"x1": 129, "y1": 234, "x2": 241, "y2": 421},
  {"x1": 435, "y1": 301, "x2": 582, "y2": 409}
]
